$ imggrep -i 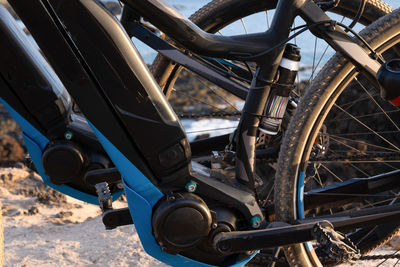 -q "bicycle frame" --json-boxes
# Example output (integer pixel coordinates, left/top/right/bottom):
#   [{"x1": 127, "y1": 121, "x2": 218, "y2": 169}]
[
  {"x1": 121, "y1": 0, "x2": 382, "y2": 189},
  {"x1": 0, "y1": 0, "x2": 391, "y2": 266}
]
